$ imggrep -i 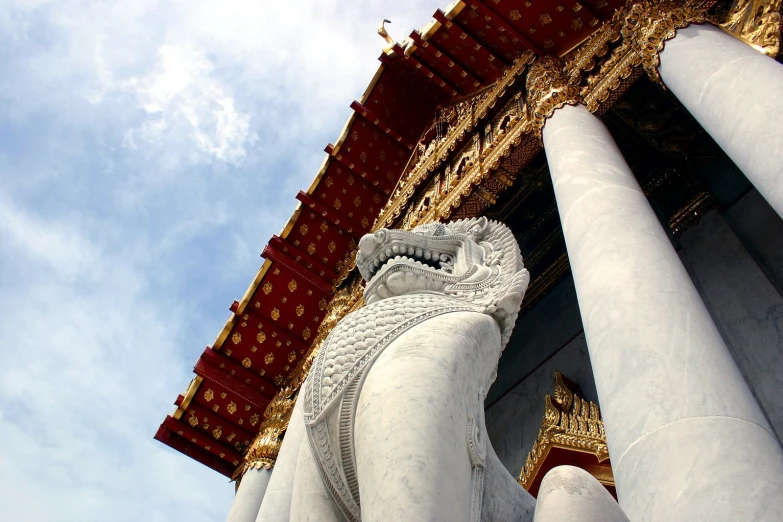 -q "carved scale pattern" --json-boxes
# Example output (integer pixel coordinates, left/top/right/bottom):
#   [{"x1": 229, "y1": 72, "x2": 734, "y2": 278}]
[{"x1": 303, "y1": 294, "x2": 477, "y2": 521}]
